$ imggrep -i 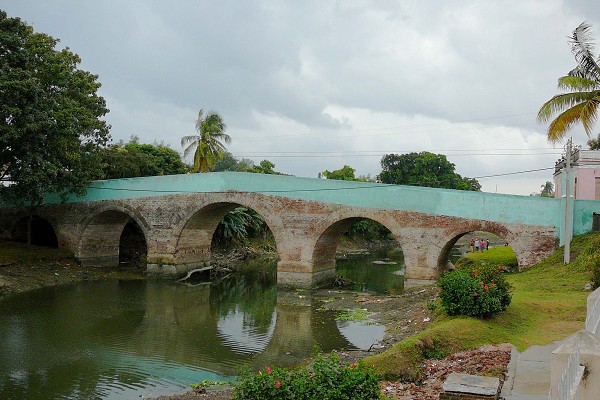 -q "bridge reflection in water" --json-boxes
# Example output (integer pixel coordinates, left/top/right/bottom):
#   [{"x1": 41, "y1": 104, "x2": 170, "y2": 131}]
[{"x1": 0, "y1": 271, "x2": 386, "y2": 400}]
